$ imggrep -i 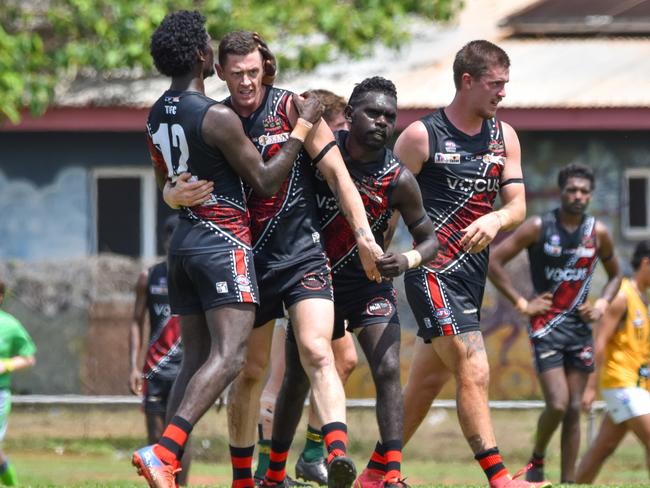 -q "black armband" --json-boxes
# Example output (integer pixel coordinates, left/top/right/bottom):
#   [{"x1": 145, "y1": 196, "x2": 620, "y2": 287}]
[
  {"x1": 406, "y1": 214, "x2": 429, "y2": 231},
  {"x1": 311, "y1": 141, "x2": 337, "y2": 166},
  {"x1": 501, "y1": 177, "x2": 524, "y2": 187}
]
